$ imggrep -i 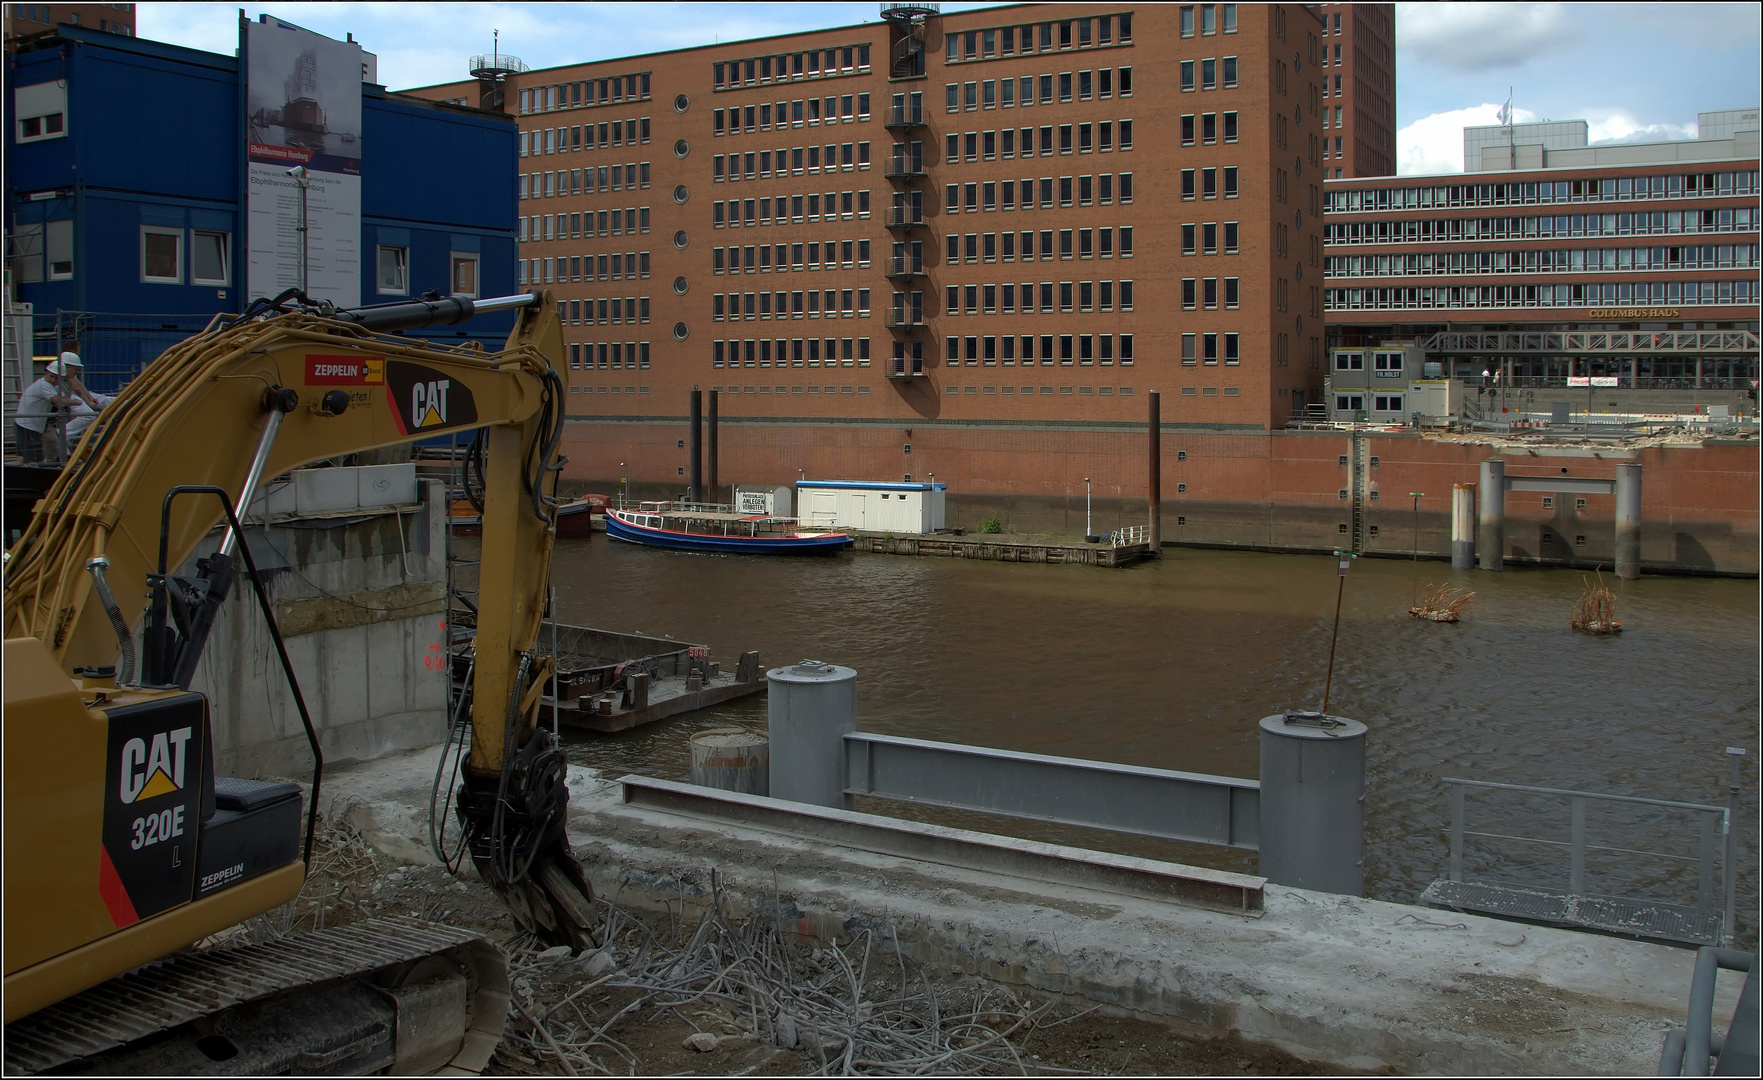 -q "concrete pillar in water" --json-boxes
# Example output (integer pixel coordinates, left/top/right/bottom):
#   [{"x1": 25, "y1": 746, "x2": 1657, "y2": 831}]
[
  {"x1": 1615, "y1": 462, "x2": 1642, "y2": 580},
  {"x1": 690, "y1": 729, "x2": 770, "y2": 795},
  {"x1": 767, "y1": 660, "x2": 857, "y2": 808},
  {"x1": 1258, "y1": 712, "x2": 1367, "y2": 896},
  {"x1": 1147, "y1": 391, "x2": 1162, "y2": 552},
  {"x1": 688, "y1": 388, "x2": 703, "y2": 502},
  {"x1": 707, "y1": 389, "x2": 720, "y2": 501},
  {"x1": 1451, "y1": 483, "x2": 1477, "y2": 570},
  {"x1": 1477, "y1": 458, "x2": 1505, "y2": 571}
]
